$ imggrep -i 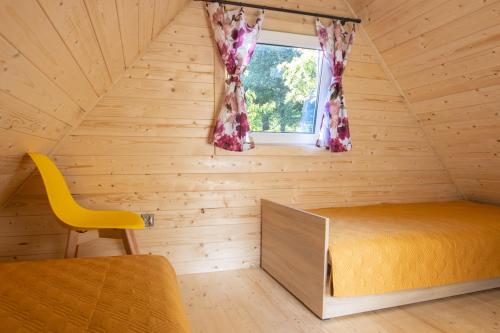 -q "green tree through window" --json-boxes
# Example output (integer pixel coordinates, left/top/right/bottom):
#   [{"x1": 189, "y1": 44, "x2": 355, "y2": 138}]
[{"x1": 242, "y1": 44, "x2": 320, "y2": 133}]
